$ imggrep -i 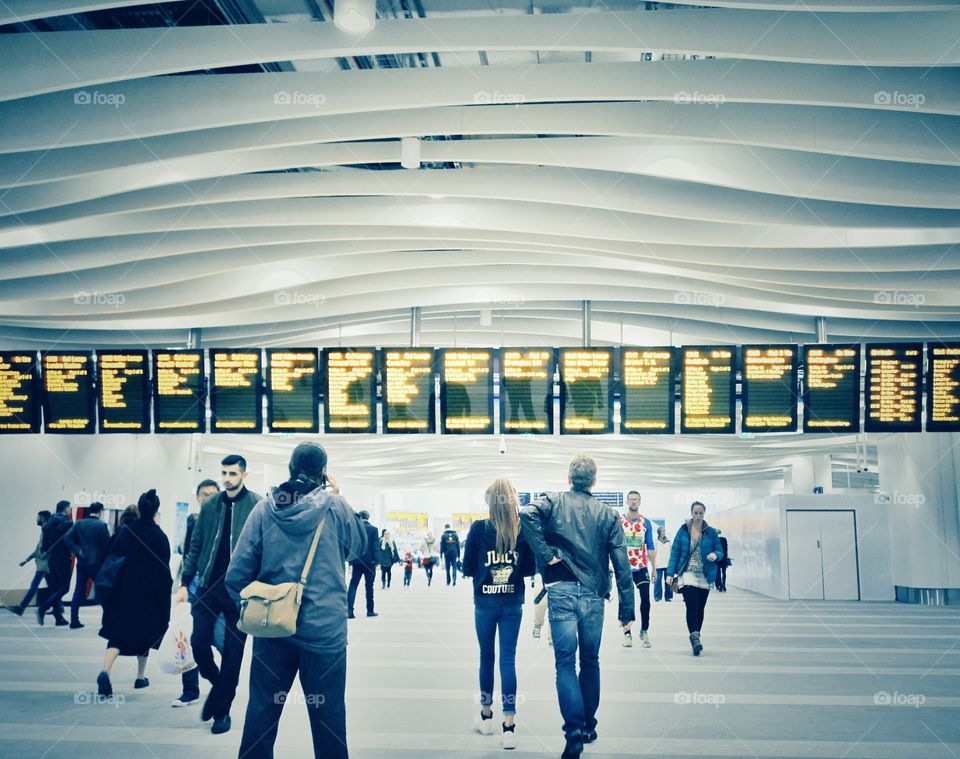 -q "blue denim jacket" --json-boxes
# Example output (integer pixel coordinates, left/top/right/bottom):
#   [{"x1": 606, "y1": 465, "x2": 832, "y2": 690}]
[{"x1": 666, "y1": 520, "x2": 724, "y2": 585}]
